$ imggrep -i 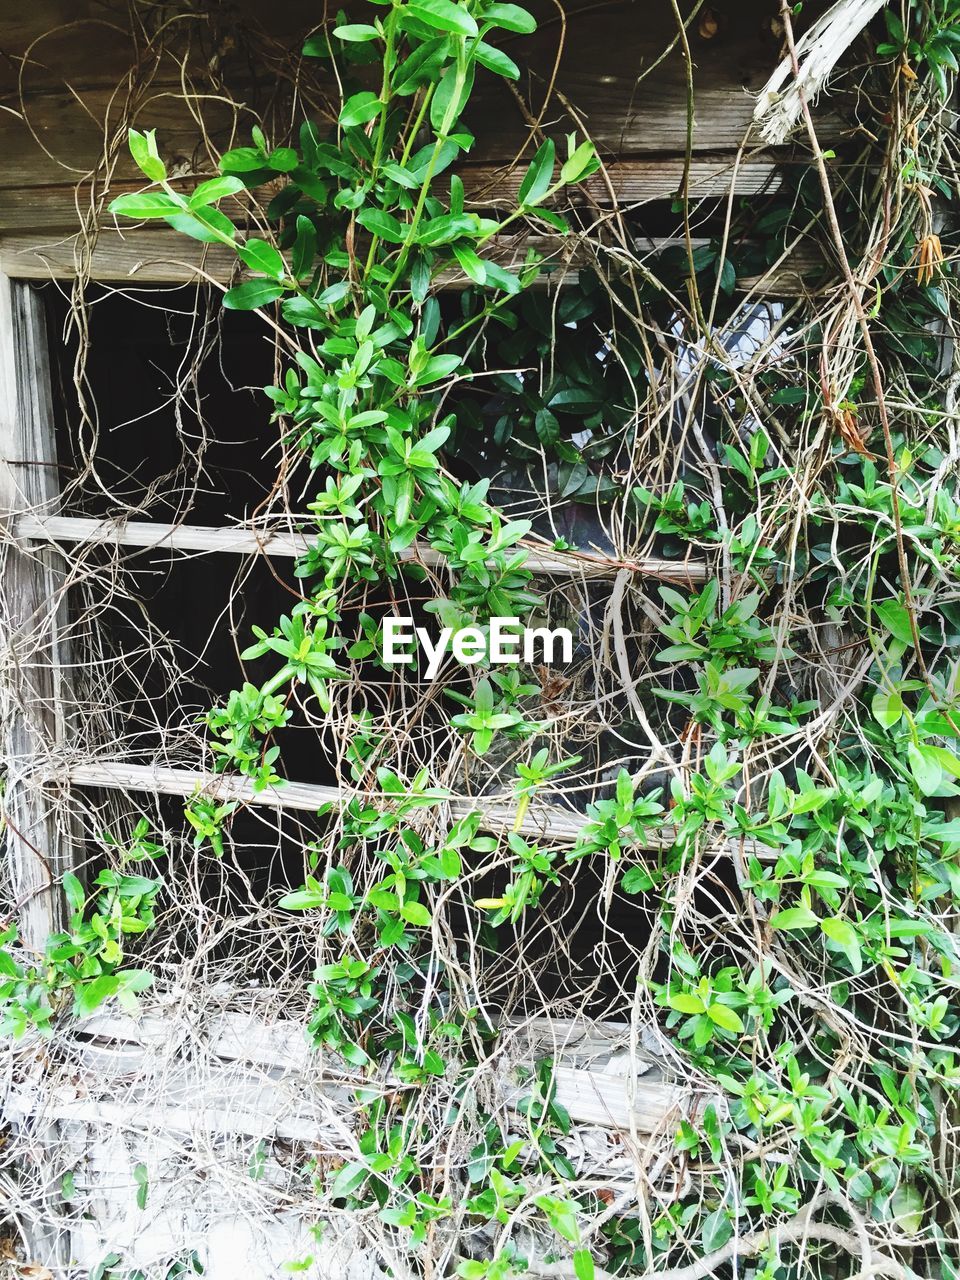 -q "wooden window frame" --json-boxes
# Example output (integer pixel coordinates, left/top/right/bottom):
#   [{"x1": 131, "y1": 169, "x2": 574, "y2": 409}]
[{"x1": 0, "y1": 262, "x2": 733, "y2": 951}]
